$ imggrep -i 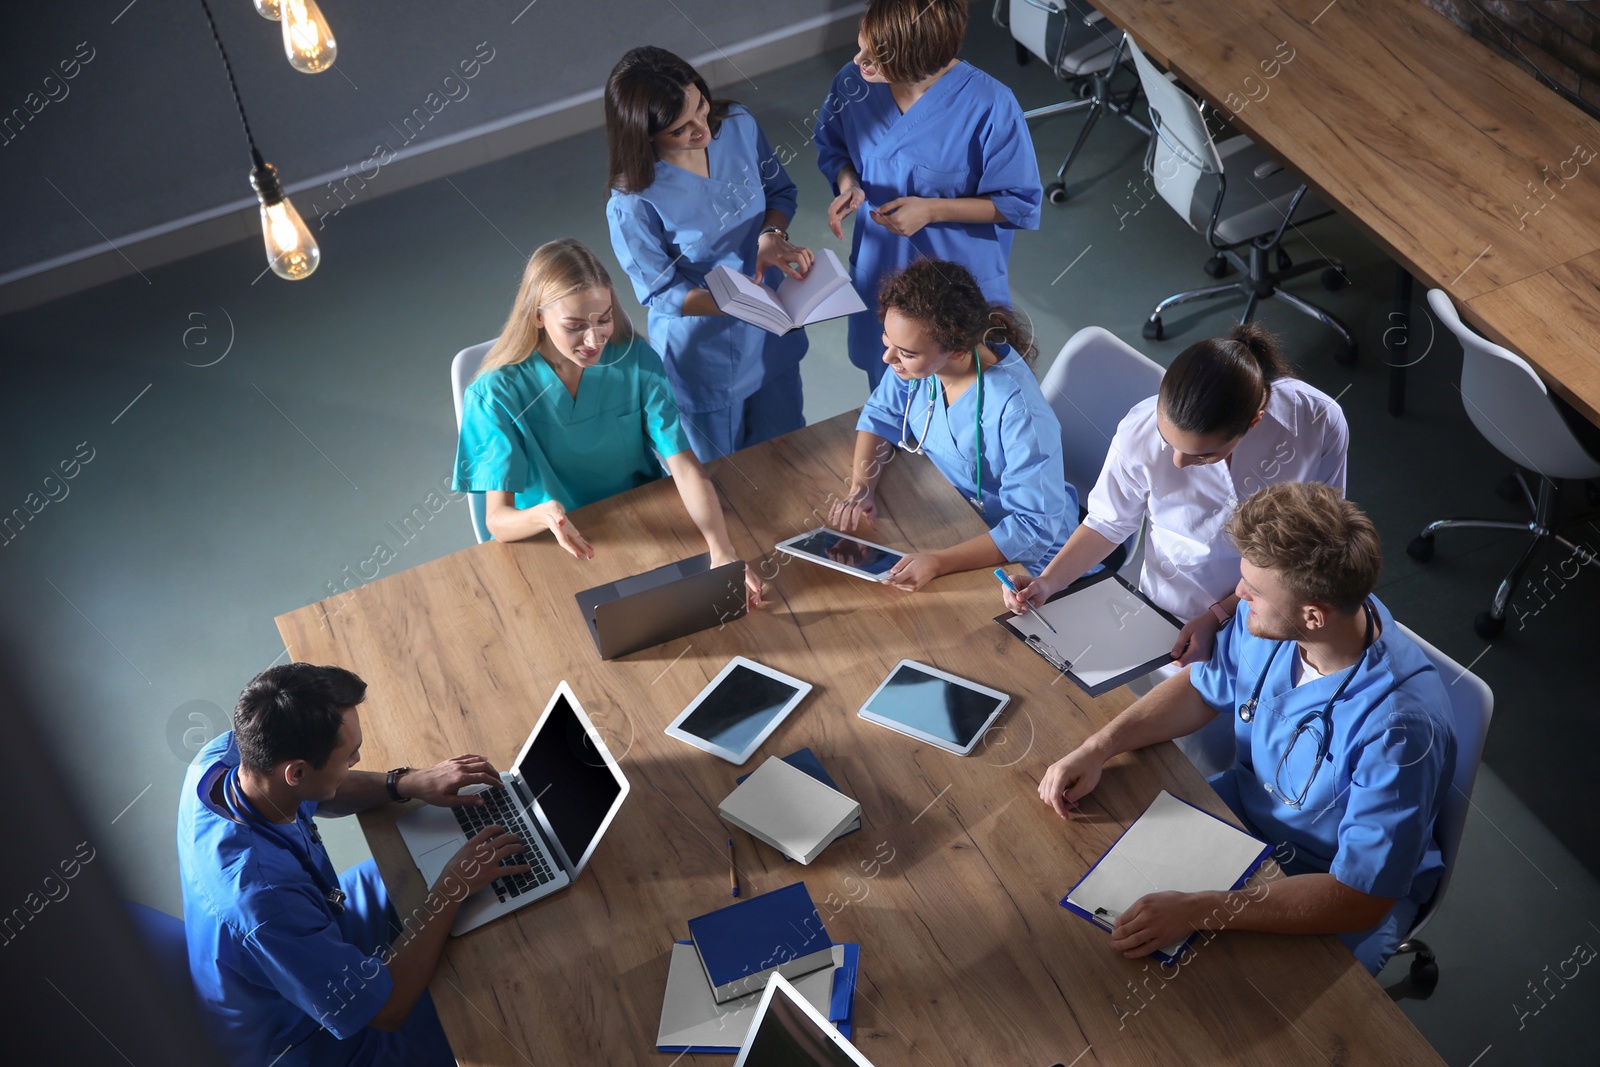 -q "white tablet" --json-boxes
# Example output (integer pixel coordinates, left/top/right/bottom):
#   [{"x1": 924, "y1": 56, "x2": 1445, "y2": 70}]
[
  {"x1": 734, "y1": 972, "x2": 877, "y2": 1067},
  {"x1": 857, "y1": 660, "x2": 1010, "y2": 756},
  {"x1": 774, "y1": 527, "x2": 904, "y2": 582},
  {"x1": 664, "y1": 657, "x2": 813, "y2": 765}
]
